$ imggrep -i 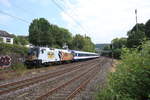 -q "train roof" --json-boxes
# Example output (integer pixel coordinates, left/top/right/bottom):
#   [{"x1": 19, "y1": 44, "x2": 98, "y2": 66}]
[
  {"x1": 30, "y1": 47, "x2": 98, "y2": 54},
  {"x1": 30, "y1": 46, "x2": 71, "y2": 52},
  {"x1": 71, "y1": 50, "x2": 97, "y2": 55}
]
